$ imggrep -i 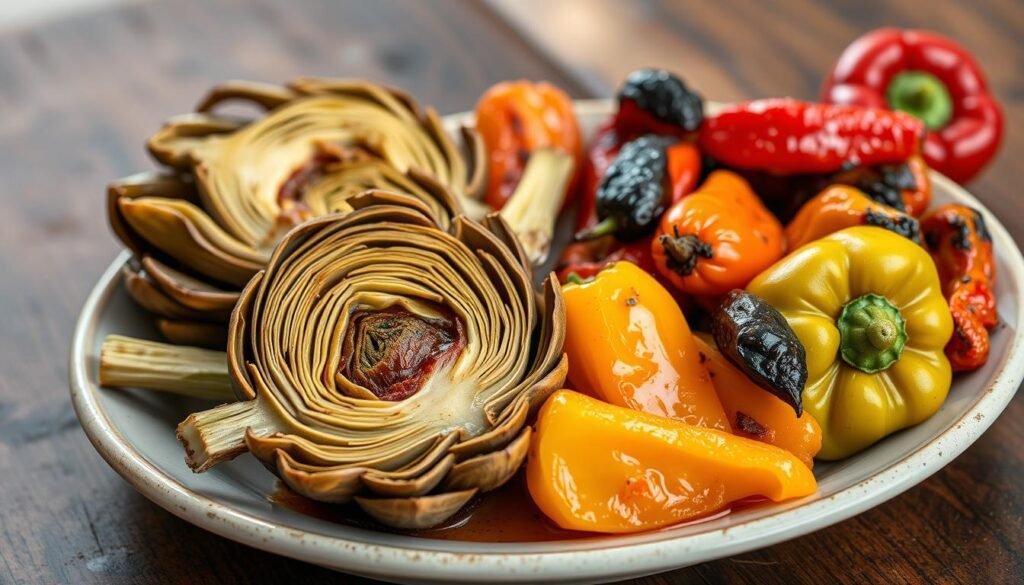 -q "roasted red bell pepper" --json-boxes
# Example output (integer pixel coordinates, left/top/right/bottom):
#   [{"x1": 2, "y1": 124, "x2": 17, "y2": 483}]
[
  {"x1": 698, "y1": 99, "x2": 922, "y2": 175},
  {"x1": 823, "y1": 28, "x2": 1003, "y2": 184},
  {"x1": 921, "y1": 204, "x2": 997, "y2": 371}
]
